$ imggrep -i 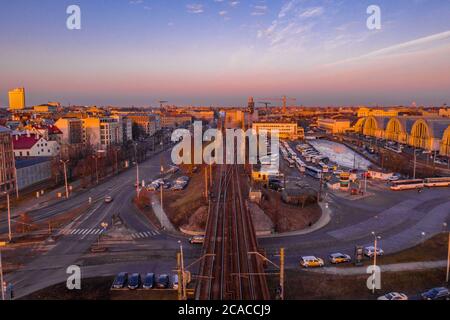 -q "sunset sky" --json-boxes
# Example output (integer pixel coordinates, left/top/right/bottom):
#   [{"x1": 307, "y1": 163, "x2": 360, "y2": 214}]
[{"x1": 1, "y1": 0, "x2": 450, "y2": 107}]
